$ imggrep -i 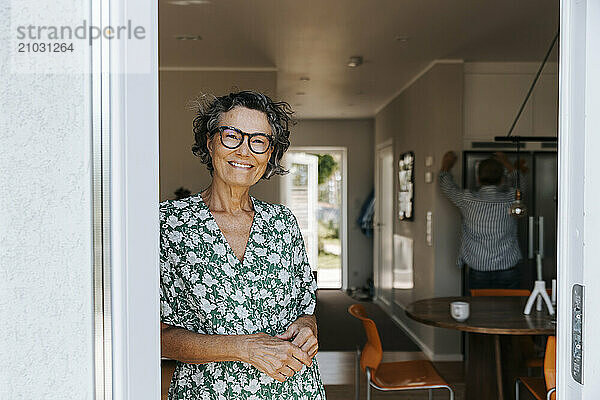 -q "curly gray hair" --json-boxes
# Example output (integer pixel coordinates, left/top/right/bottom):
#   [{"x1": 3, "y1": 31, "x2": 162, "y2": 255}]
[{"x1": 191, "y1": 91, "x2": 294, "y2": 179}]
